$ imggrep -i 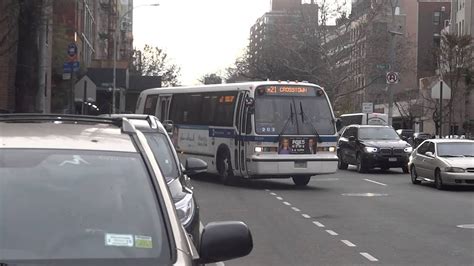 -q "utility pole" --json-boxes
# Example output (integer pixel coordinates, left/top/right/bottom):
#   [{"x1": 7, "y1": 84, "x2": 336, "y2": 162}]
[
  {"x1": 37, "y1": 0, "x2": 52, "y2": 113},
  {"x1": 387, "y1": 0, "x2": 400, "y2": 126}
]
